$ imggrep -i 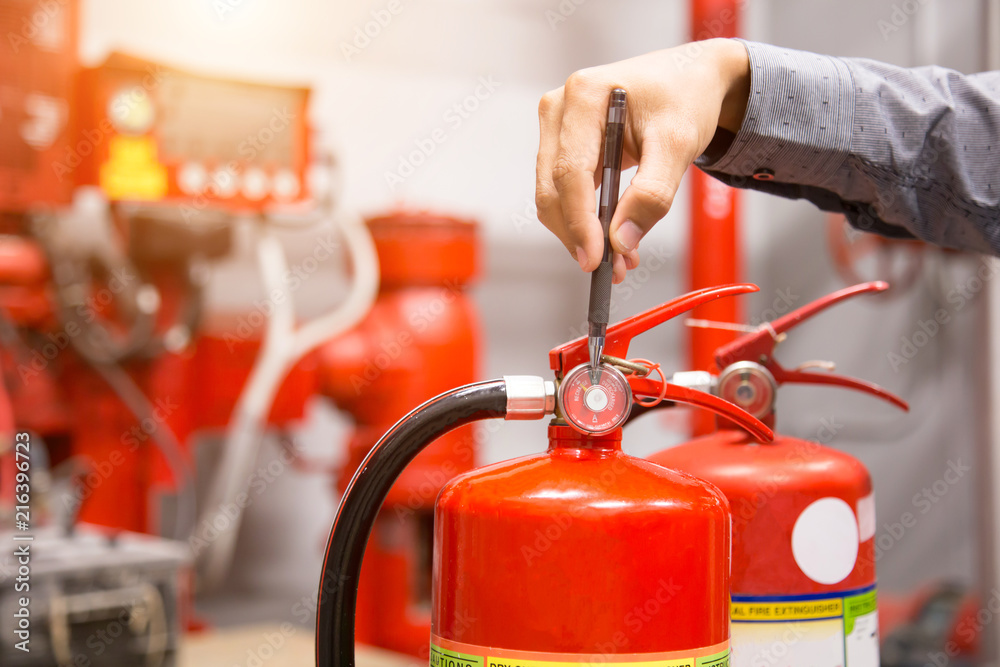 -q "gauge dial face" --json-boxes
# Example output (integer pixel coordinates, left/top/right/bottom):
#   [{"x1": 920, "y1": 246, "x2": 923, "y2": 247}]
[
  {"x1": 717, "y1": 362, "x2": 776, "y2": 420},
  {"x1": 558, "y1": 364, "x2": 631, "y2": 435}
]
